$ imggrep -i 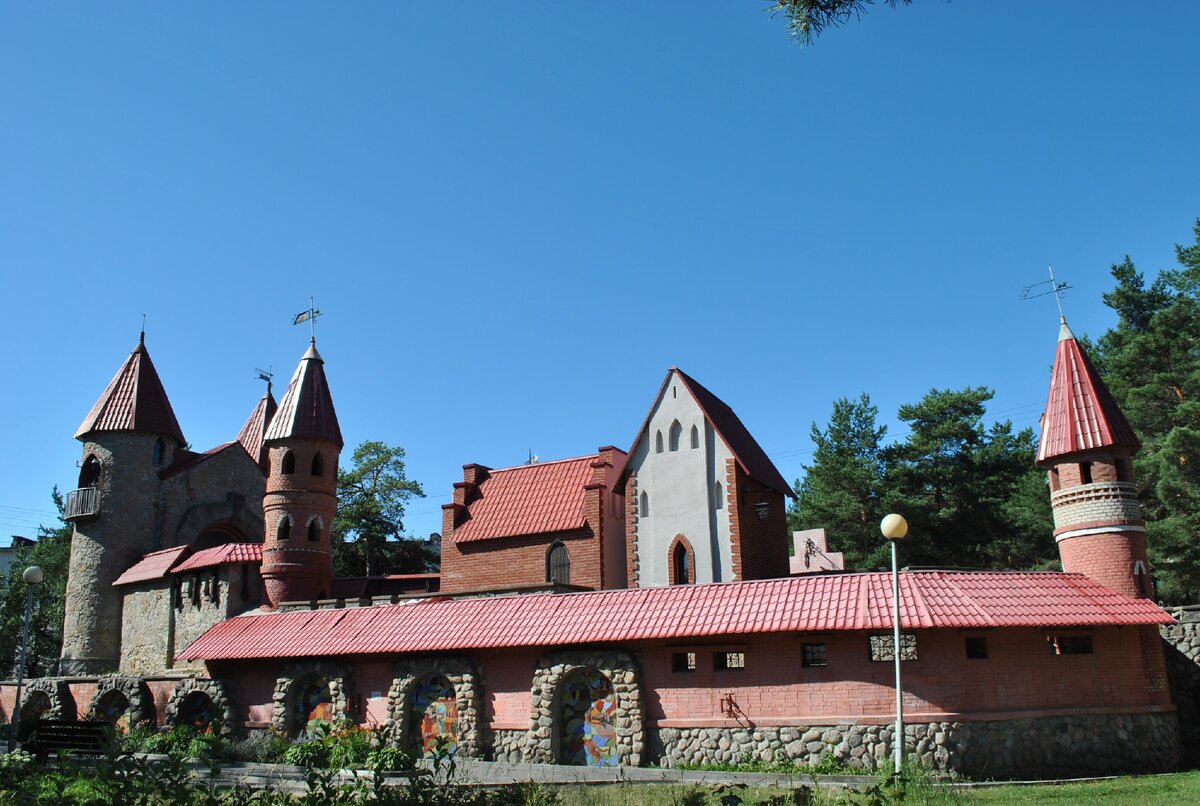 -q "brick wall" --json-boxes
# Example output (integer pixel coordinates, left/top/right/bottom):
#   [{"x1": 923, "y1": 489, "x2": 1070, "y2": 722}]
[
  {"x1": 1059, "y1": 530, "x2": 1149, "y2": 598},
  {"x1": 439, "y1": 527, "x2": 600, "y2": 593},
  {"x1": 726, "y1": 463, "x2": 790, "y2": 581}
]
